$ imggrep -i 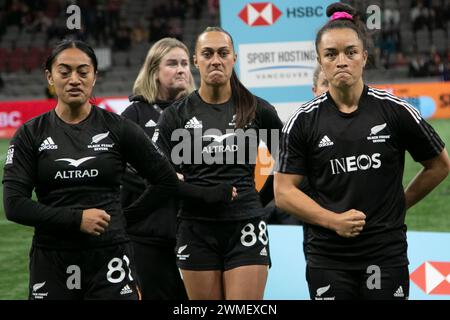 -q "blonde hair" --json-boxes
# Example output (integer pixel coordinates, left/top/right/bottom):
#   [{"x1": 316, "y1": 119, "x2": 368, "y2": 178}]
[{"x1": 133, "y1": 38, "x2": 195, "y2": 102}]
